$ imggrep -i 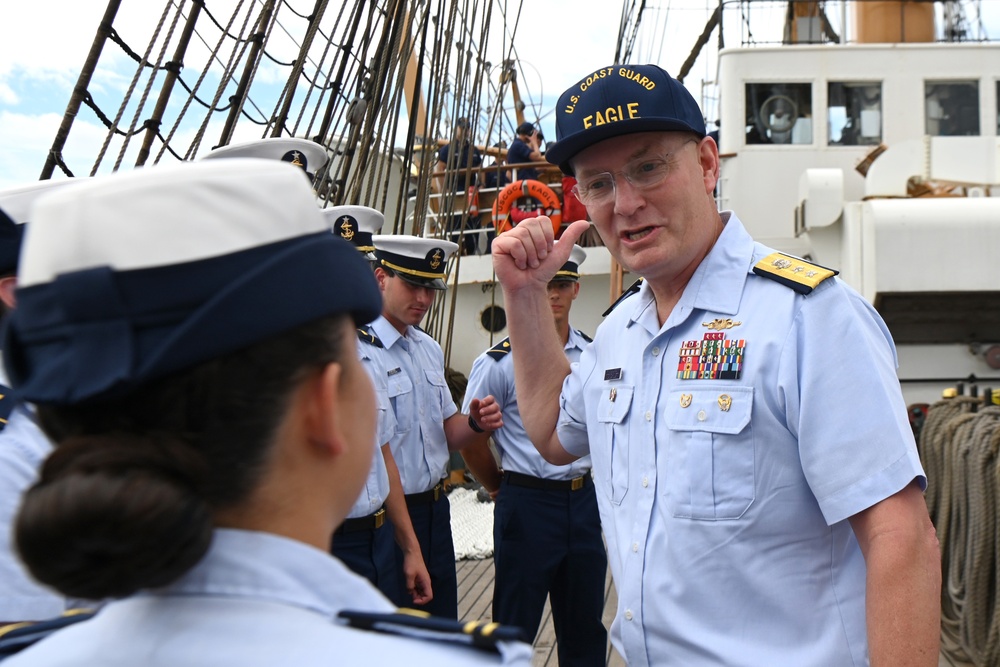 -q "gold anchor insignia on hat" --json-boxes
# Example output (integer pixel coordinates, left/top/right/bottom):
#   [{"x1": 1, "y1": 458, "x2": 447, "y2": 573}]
[
  {"x1": 718, "y1": 394, "x2": 732, "y2": 412},
  {"x1": 338, "y1": 216, "x2": 355, "y2": 241},
  {"x1": 289, "y1": 151, "x2": 304, "y2": 167},
  {"x1": 679, "y1": 393, "x2": 692, "y2": 408},
  {"x1": 702, "y1": 318, "x2": 742, "y2": 330},
  {"x1": 429, "y1": 249, "x2": 443, "y2": 270}
]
